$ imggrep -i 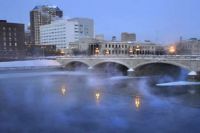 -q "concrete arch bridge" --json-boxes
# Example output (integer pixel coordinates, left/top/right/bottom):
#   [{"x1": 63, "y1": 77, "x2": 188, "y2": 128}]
[{"x1": 57, "y1": 55, "x2": 200, "y2": 76}]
